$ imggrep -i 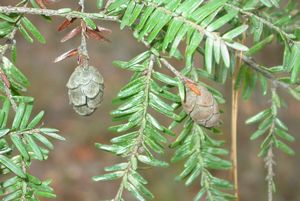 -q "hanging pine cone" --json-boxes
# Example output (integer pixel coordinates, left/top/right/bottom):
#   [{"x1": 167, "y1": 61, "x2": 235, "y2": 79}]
[
  {"x1": 182, "y1": 83, "x2": 220, "y2": 127},
  {"x1": 67, "y1": 66, "x2": 104, "y2": 116}
]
